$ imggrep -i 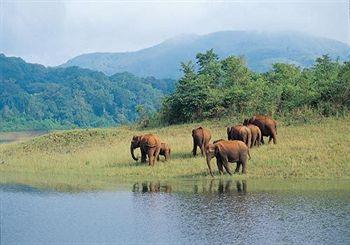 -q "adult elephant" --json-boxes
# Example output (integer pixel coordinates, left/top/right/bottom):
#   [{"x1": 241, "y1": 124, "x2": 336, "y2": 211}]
[
  {"x1": 192, "y1": 126, "x2": 211, "y2": 157},
  {"x1": 227, "y1": 125, "x2": 252, "y2": 148},
  {"x1": 130, "y1": 134, "x2": 161, "y2": 166},
  {"x1": 205, "y1": 139, "x2": 250, "y2": 177},
  {"x1": 245, "y1": 124, "x2": 262, "y2": 147},
  {"x1": 244, "y1": 115, "x2": 277, "y2": 144},
  {"x1": 157, "y1": 142, "x2": 171, "y2": 161}
]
